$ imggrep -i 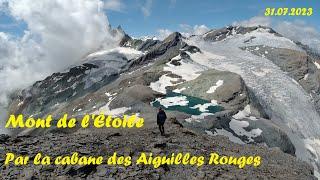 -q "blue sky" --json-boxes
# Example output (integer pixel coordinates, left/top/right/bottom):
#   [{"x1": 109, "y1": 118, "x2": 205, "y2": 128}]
[
  {"x1": 107, "y1": 0, "x2": 320, "y2": 37},
  {"x1": 0, "y1": 0, "x2": 319, "y2": 37}
]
